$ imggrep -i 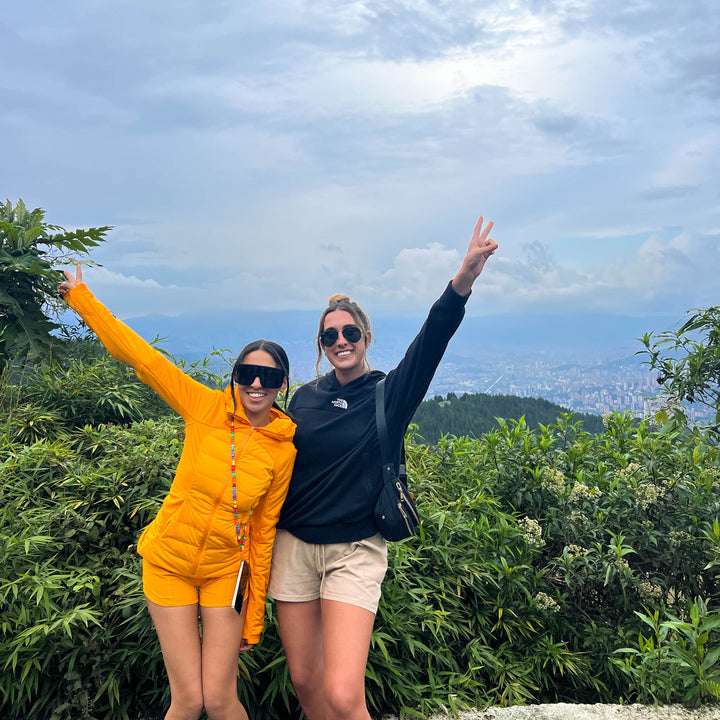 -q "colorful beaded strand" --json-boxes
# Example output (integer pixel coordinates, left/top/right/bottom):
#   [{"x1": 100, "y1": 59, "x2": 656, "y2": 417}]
[{"x1": 231, "y1": 420, "x2": 250, "y2": 551}]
